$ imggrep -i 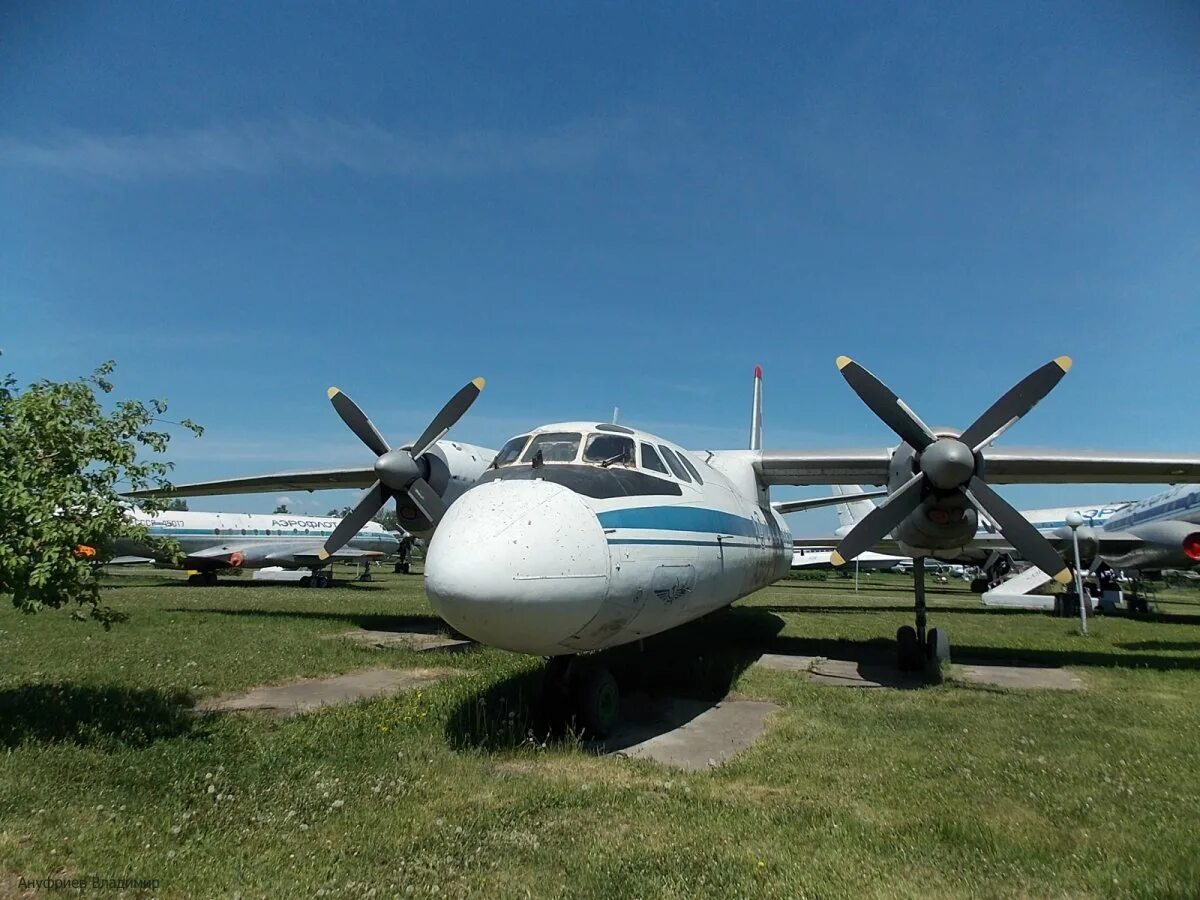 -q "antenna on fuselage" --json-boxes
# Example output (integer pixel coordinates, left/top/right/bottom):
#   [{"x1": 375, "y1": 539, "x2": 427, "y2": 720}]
[
  {"x1": 748, "y1": 365, "x2": 763, "y2": 451},
  {"x1": 612, "y1": 406, "x2": 620, "y2": 424}
]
